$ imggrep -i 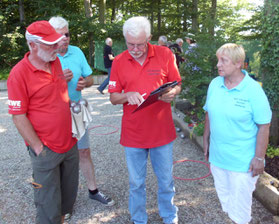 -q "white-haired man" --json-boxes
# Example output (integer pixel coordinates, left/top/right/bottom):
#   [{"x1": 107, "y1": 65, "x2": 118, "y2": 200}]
[
  {"x1": 97, "y1": 37, "x2": 115, "y2": 94},
  {"x1": 7, "y1": 20, "x2": 79, "y2": 223},
  {"x1": 169, "y1": 38, "x2": 184, "y2": 68},
  {"x1": 158, "y1": 35, "x2": 168, "y2": 47},
  {"x1": 49, "y1": 16, "x2": 114, "y2": 214},
  {"x1": 109, "y1": 16, "x2": 181, "y2": 224}
]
